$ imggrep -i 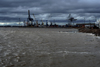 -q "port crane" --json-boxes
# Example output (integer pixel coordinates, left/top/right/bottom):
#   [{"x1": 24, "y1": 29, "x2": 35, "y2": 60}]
[
  {"x1": 27, "y1": 10, "x2": 33, "y2": 26},
  {"x1": 41, "y1": 19, "x2": 44, "y2": 25},
  {"x1": 68, "y1": 14, "x2": 77, "y2": 22},
  {"x1": 67, "y1": 14, "x2": 77, "y2": 26},
  {"x1": 33, "y1": 14, "x2": 38, "y2": 26}
]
